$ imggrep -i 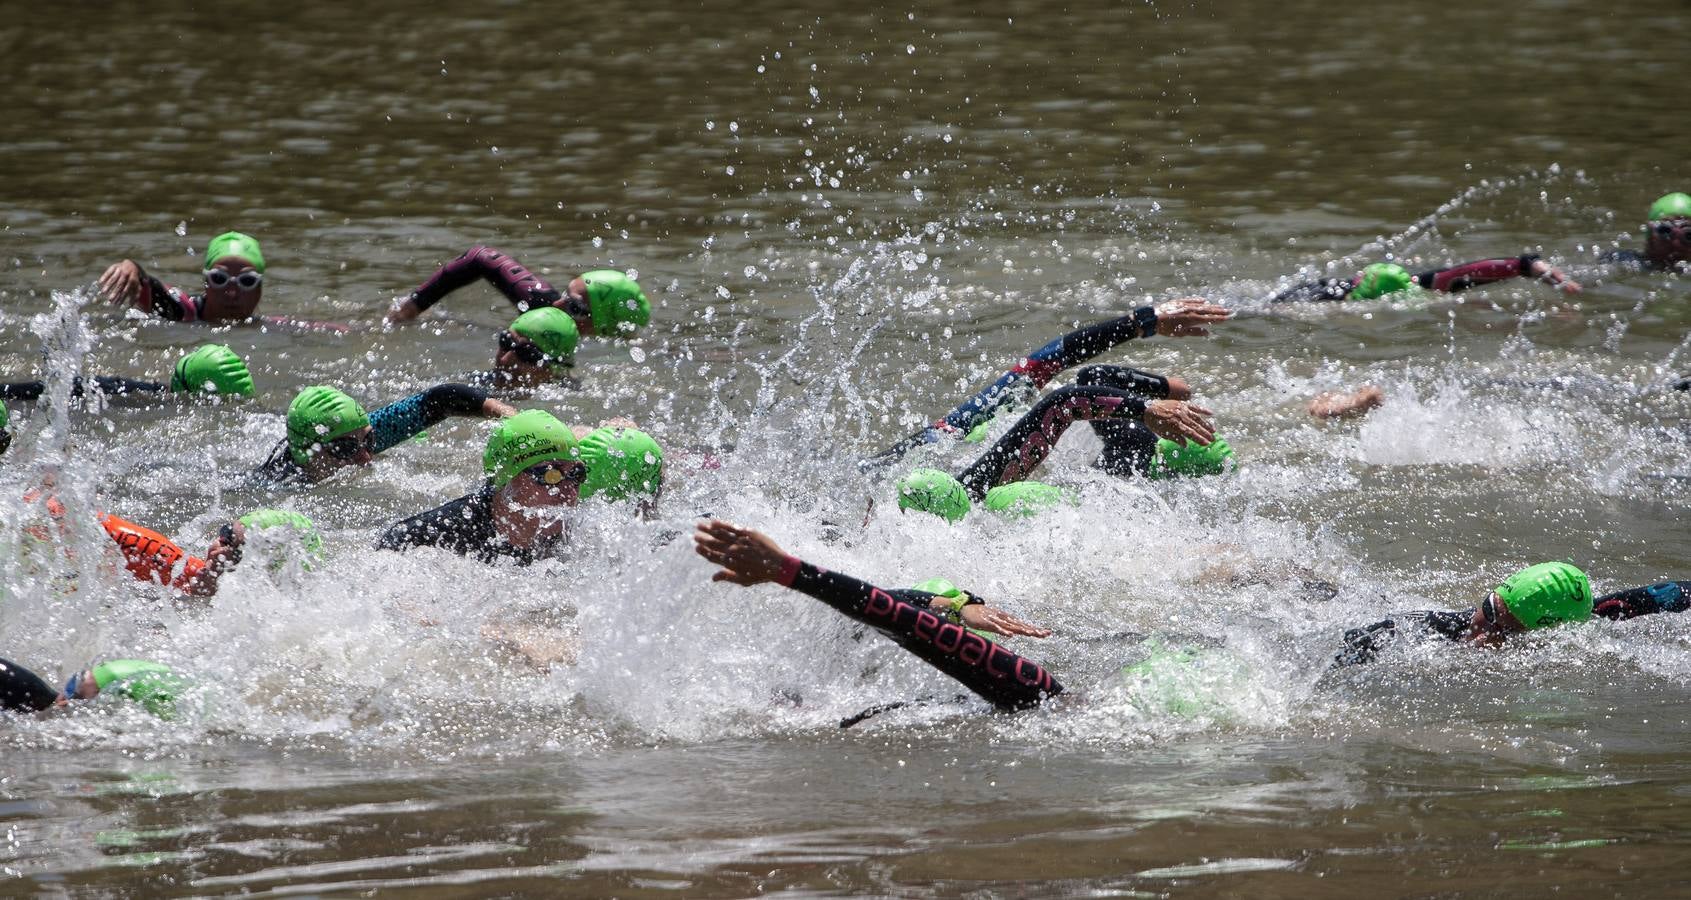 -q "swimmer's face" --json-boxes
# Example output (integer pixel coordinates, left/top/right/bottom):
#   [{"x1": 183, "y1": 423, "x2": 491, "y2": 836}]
[
  {"x1": 494, "y1": 332, "x2": 556, "y2": 383},
  {"x1": 200, "y1": 255, "x2": 264, "y2": 321},
  {"x1": 1646, "y1": 218, "x2": 1691, "y2": 264},
  {"x1": 497, "y1": 460, "x2": 586, "y2": 544},
  {"x1": 1465, "y1": 590, "x2": 1527, "y2": 647},
  {"x1": 305, "y1": 425, "x2": 376, "y2": 480},
  {"x1": 560, "y1": 276, "x2": 595, "y2": 335}
]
